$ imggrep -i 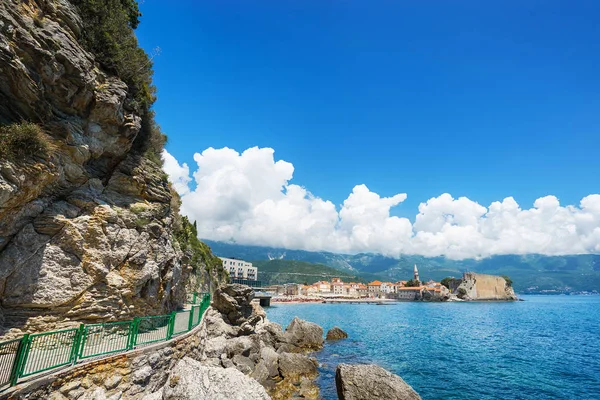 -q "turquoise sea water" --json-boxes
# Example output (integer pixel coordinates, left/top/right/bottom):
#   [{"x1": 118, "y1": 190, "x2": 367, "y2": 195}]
[{"x1": 266, "y1": 296, "x2": 600, "y2": 400}]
